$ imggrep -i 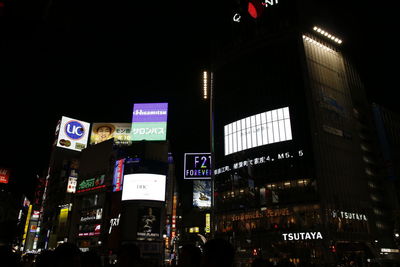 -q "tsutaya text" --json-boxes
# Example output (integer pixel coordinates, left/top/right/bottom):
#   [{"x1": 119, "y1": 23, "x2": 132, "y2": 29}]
[
  {"x1": 332, "y1": 210, "x2": 368, "y2": 221},
  {"x1": 215, "y1": 149, "x2": 303, "y2": 175},
  {"x1": 282, "y1": 231, "x2": 323, "y2": 241}
]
